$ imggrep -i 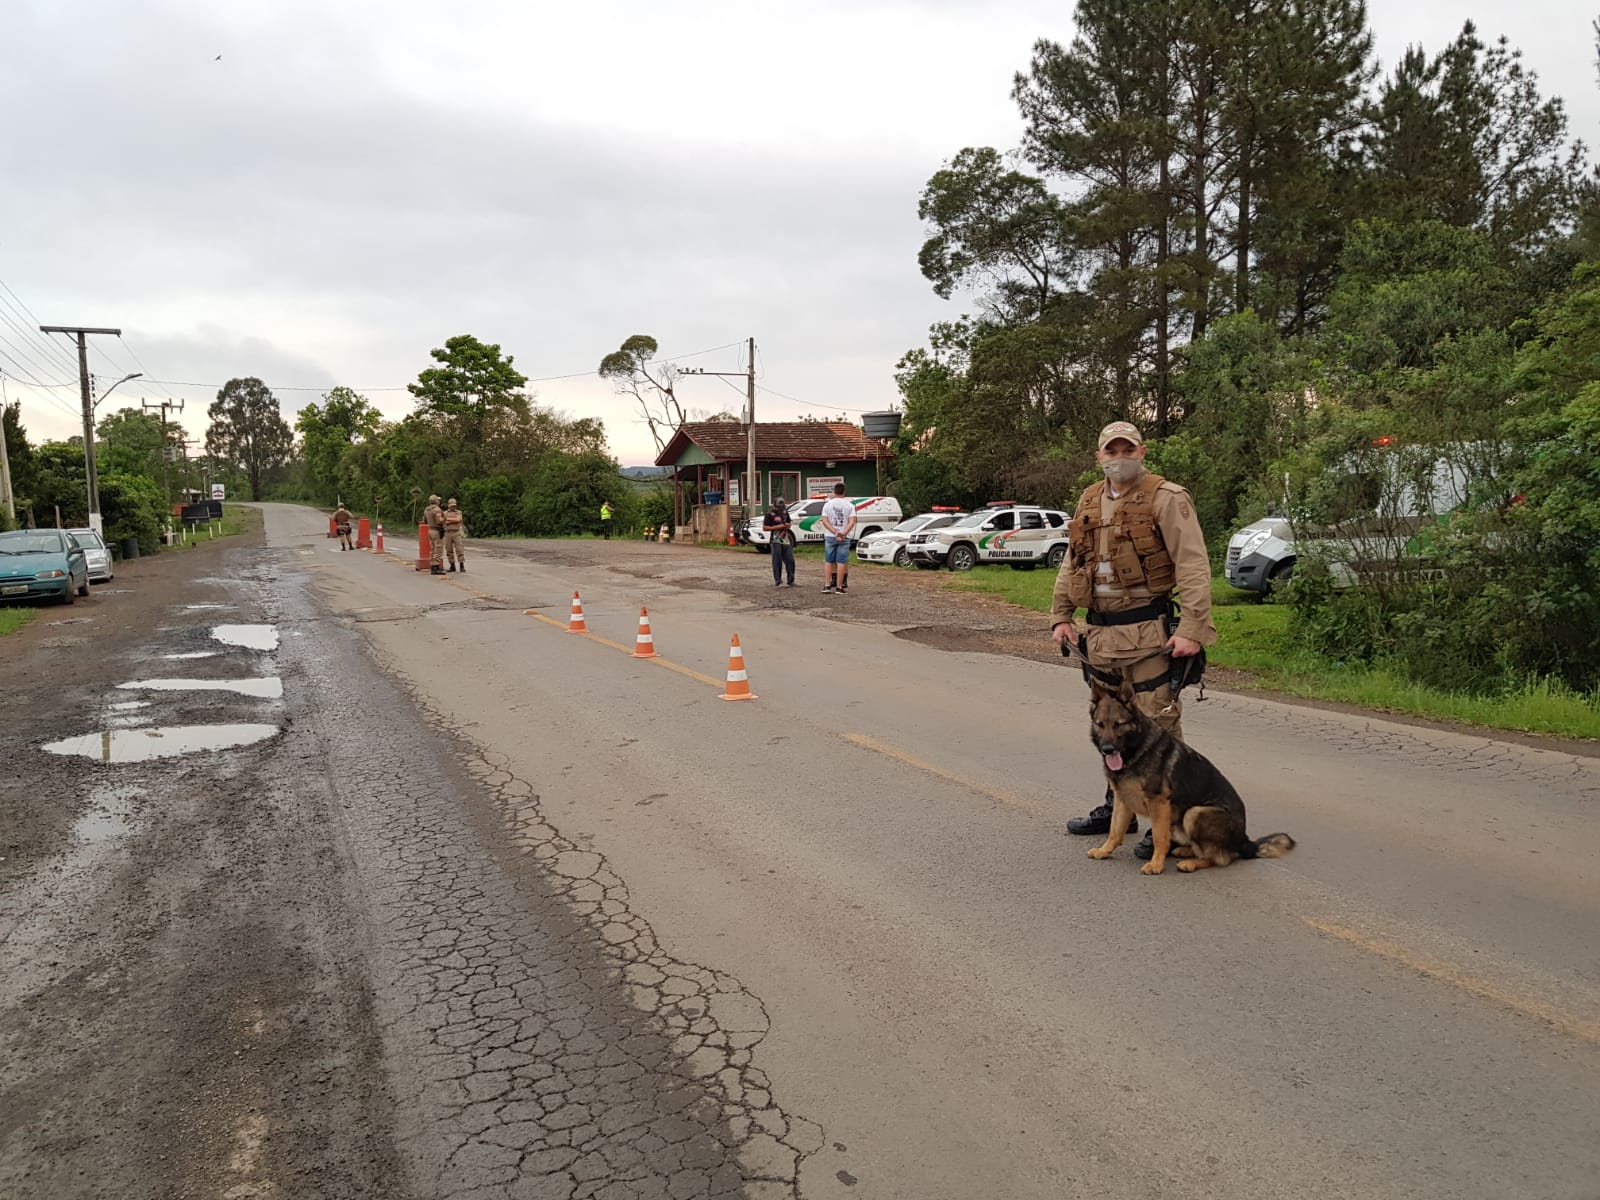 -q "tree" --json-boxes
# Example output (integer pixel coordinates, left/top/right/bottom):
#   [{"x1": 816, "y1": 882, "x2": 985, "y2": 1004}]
[
  {"x1": 27, "y1": 442, "x2": 88, "y2": 527},
  {"x1": 1366, "y1": 23, "x2": 1588, "y2": 257},
  {"x1": 917, "y1": 146, "x2": 1071, "y2": 324},
  {"x1": 296, "y1": 386, "x2": 382, "y2": 502},
  {"x1": 408, "y1": 335, "x2": 529, "y2": 456},
  {"x1": 96, "y1": 408, "x2": 169, "y2": 481},
  {"x1": 3, "y1": 401, "x2": 36, "y2": 523},
  {"x1": 206, "y1": 377, "x2": 294, "y2": 501},
  {"x1": 598, "y1": 335, "x2": 685, "y2": 455}
]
